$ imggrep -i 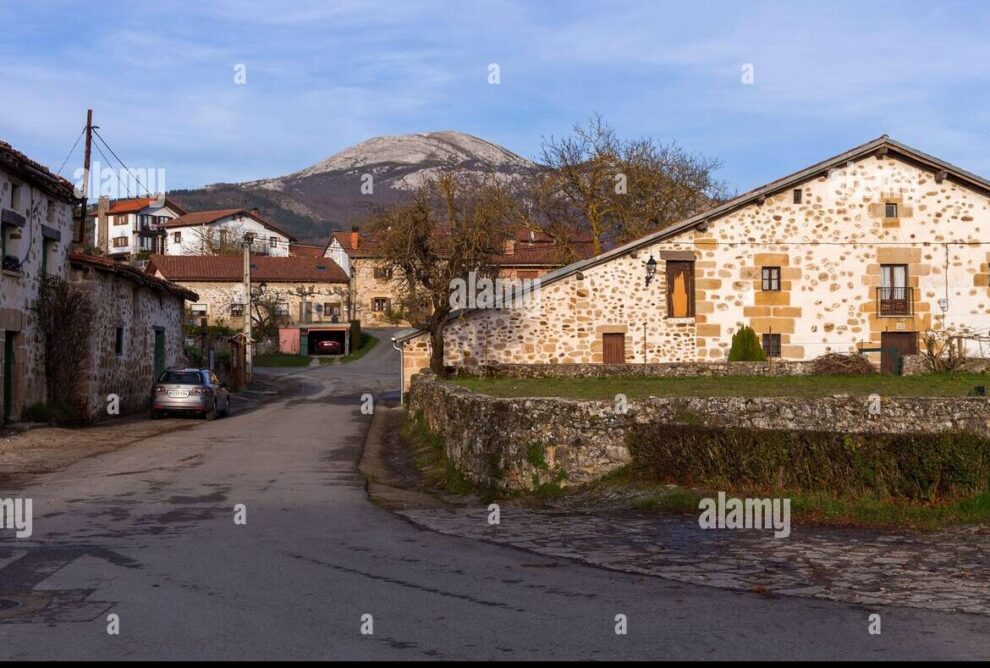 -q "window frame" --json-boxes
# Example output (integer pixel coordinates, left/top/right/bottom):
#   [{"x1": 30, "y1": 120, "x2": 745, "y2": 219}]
[
  {"x1": 884, "y1": 202, "x2": 899, "y2": 218},
  {"x1": 665, "y1": 260, "x2": 695, "y2": 318},
  {"x1": 761, "y1": 266, "x2": 781, "y2": 292},
  {"x1": 762, "y1": 333, "x2": 782, "y2": 358},
  {"x1": 792, "y1": 189, "x2": 803, "y2": 204}
]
